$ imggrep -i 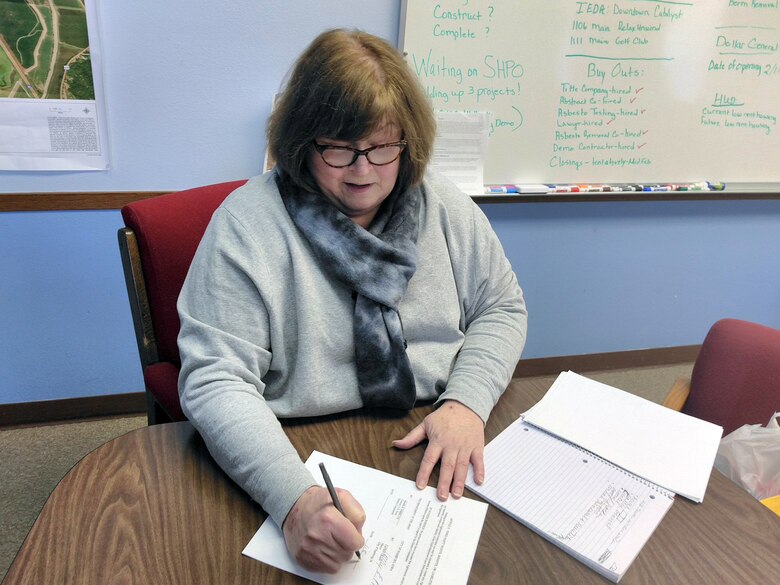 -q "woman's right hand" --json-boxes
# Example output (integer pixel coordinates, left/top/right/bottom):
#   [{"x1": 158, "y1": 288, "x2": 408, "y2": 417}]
[{"x1": 282, "y1": 485, "x2": 366, "y2": 573}]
